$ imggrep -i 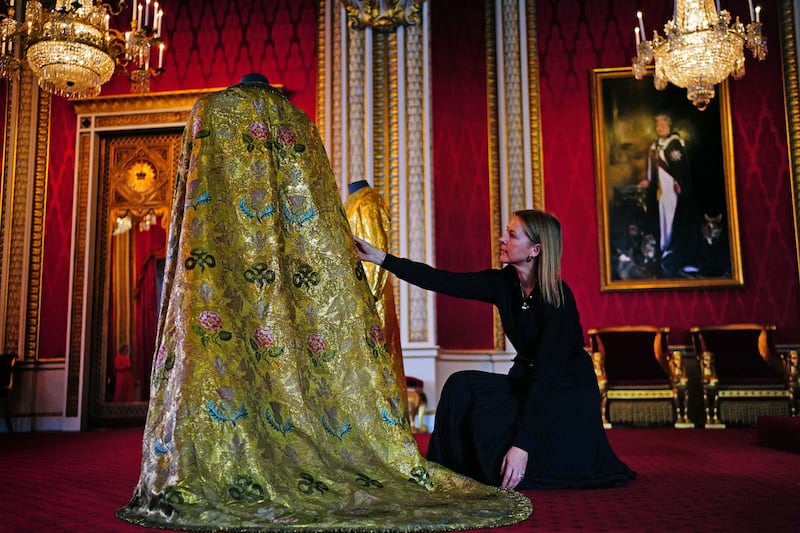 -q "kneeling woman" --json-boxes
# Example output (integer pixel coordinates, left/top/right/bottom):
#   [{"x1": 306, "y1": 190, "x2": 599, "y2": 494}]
[{"x1": 355, "y1": 209, "x2": 636, "y2": 490}]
